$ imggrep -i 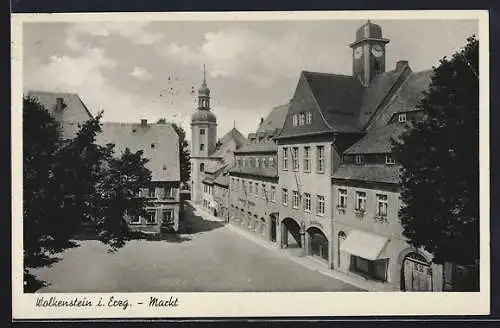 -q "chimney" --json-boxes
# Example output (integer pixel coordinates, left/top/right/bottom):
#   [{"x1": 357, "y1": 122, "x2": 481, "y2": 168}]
[
  {"x1": 260, "y1": 117, "x2": 264, "y2": 125},
  {"x1": 396, "y1": 60, "x2": 409, "y2": 71},
  {"x1": 55, "y1": 97, "x2": 64, "y2": 111},
  {"x1": 141, "y1": 119, "x2": 148, "y2": 126}
]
